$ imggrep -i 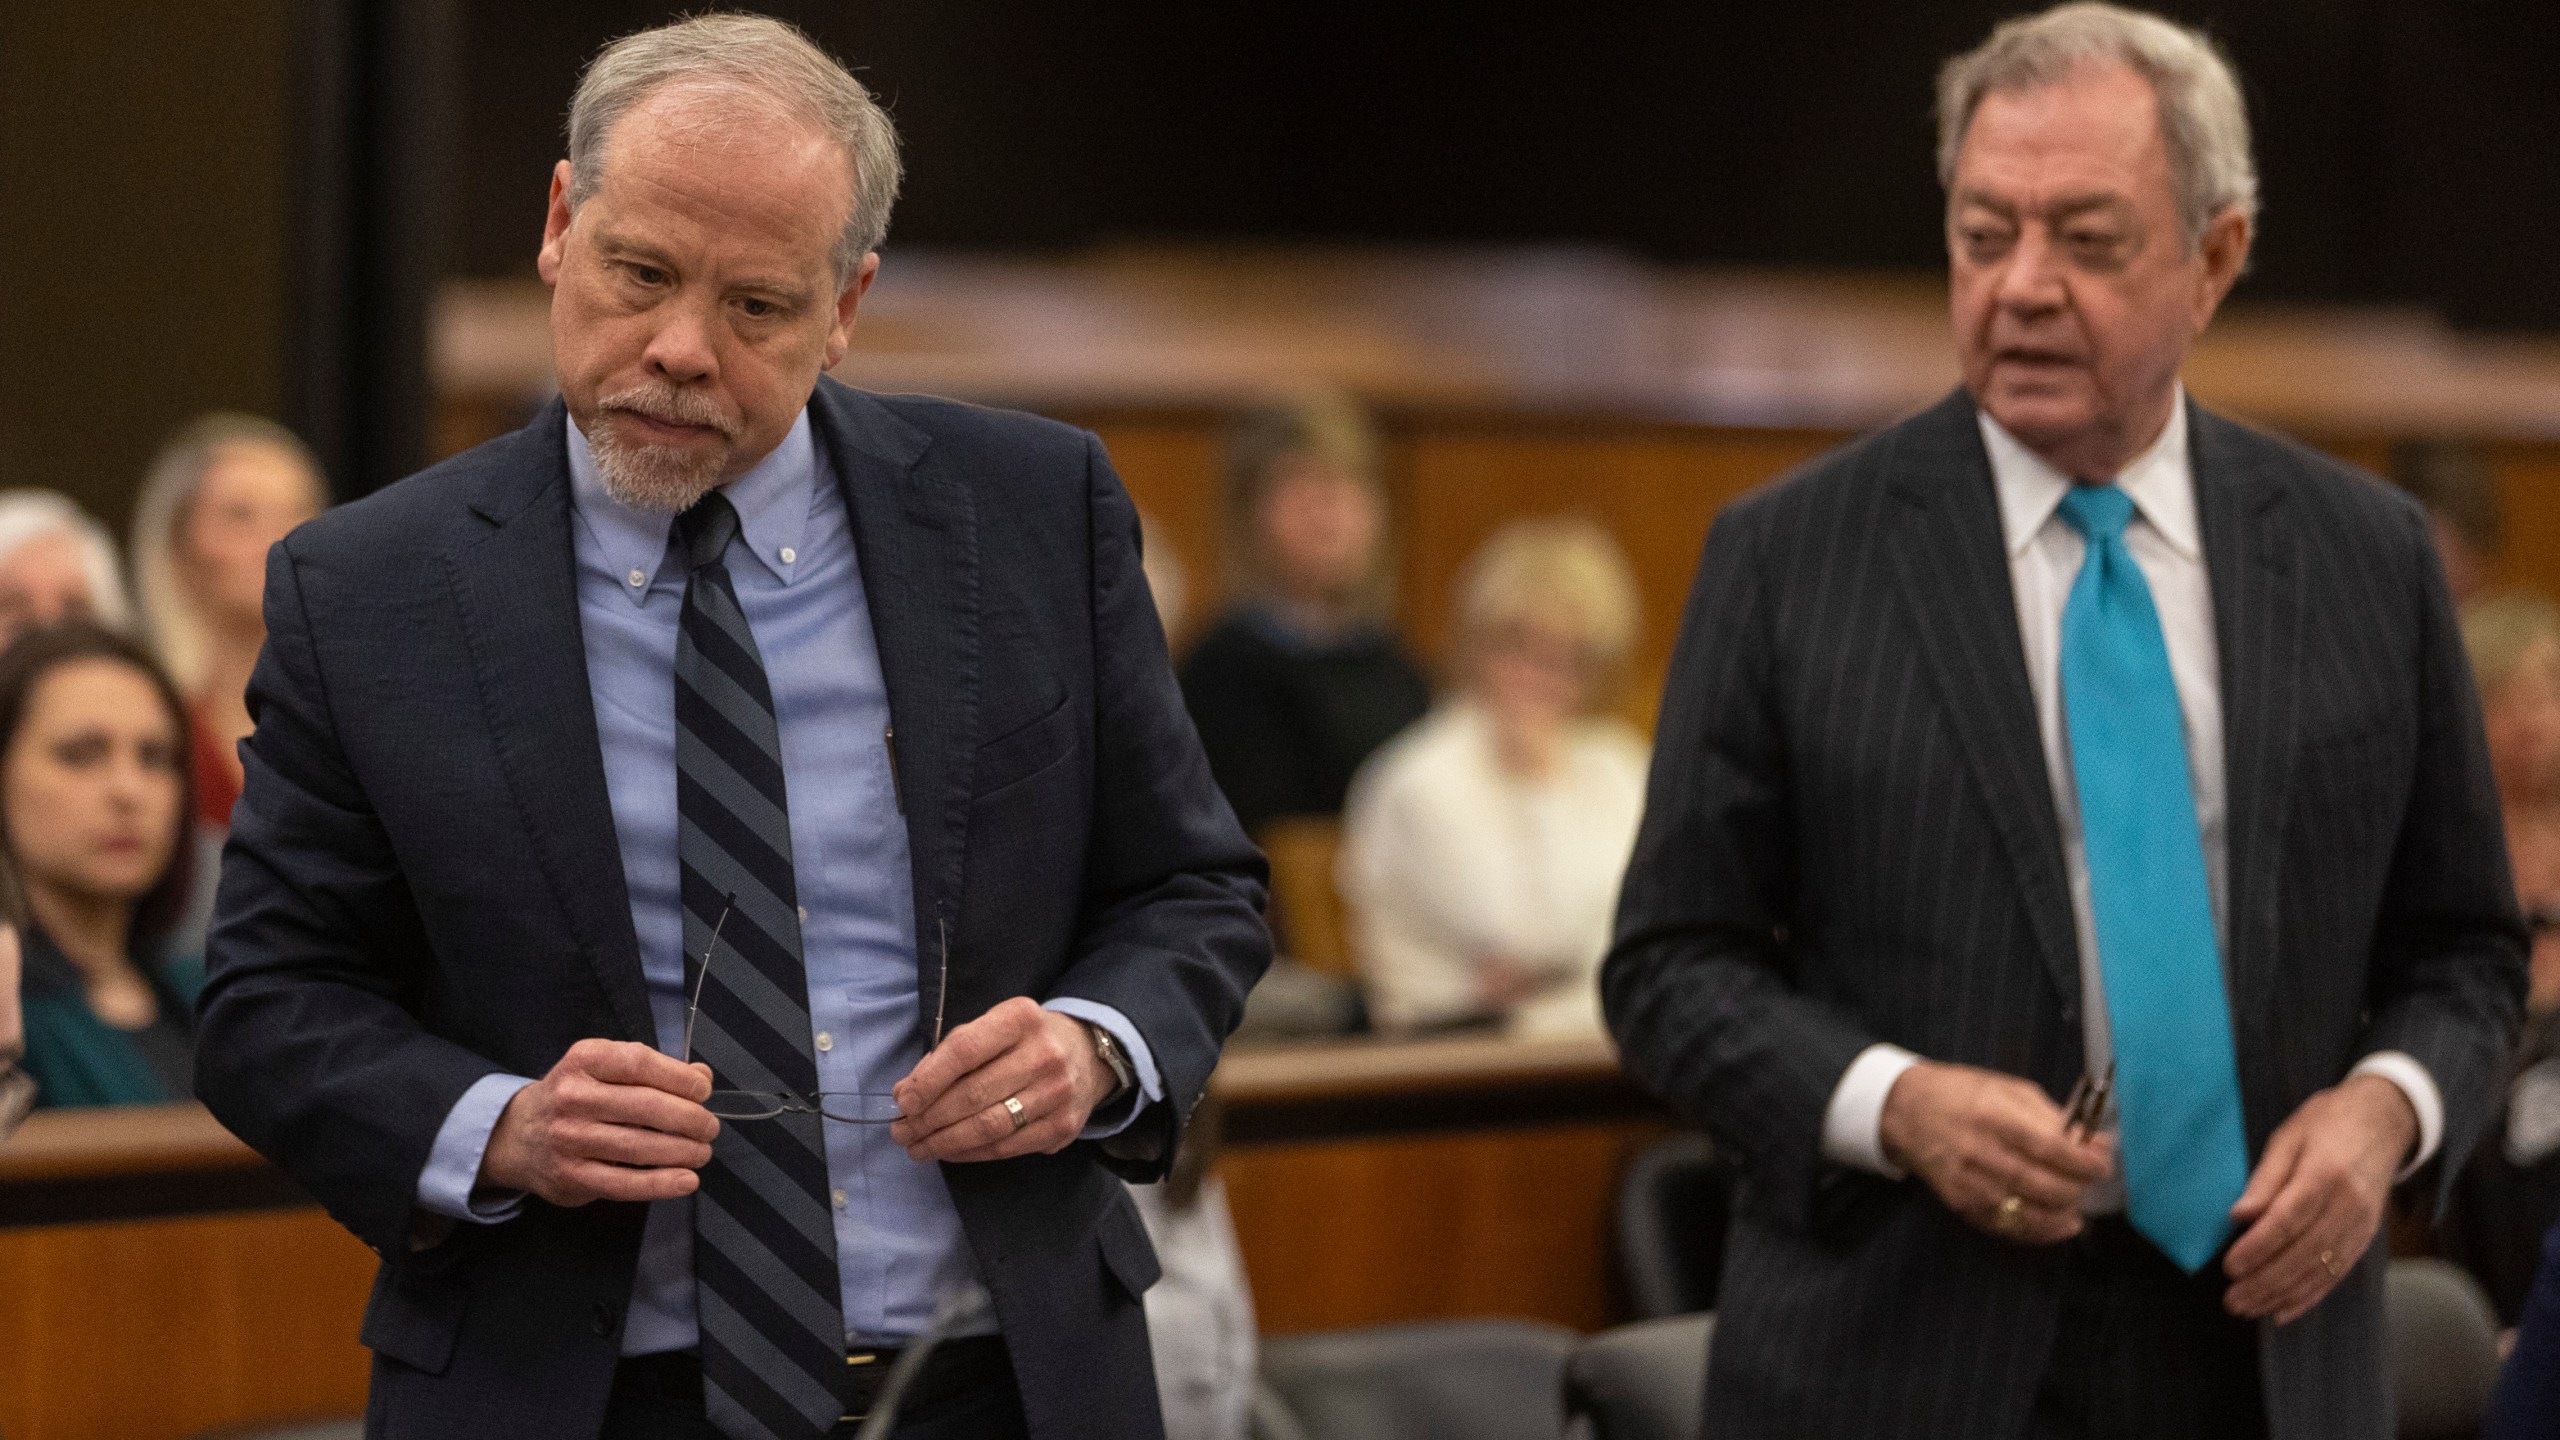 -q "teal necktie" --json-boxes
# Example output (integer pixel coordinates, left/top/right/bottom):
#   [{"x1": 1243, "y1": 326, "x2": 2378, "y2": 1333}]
[{"x1": 2056, "y1": 484, "x2": 2250, "y2": 1274}]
